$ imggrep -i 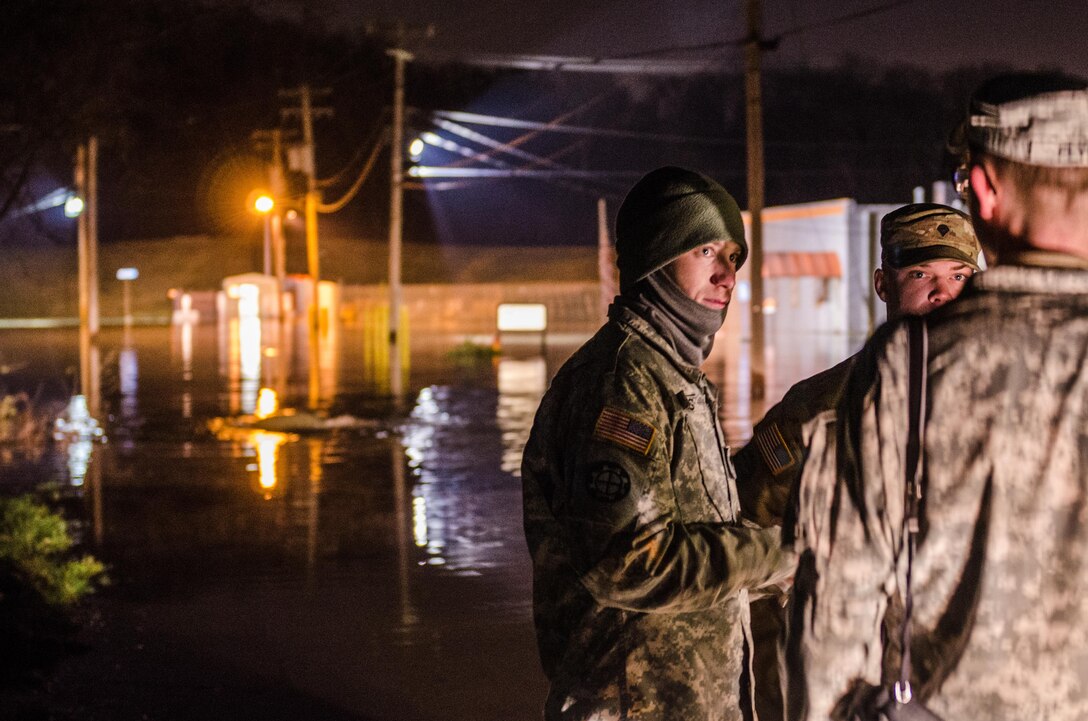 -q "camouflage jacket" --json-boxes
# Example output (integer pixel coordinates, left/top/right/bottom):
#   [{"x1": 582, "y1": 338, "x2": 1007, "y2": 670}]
[
  {"x1": 523, "y1": 304, "x2": 792, "y2": 721},
  {"x1": 731, "y1": 356, "x2": 855, "y2": 721},
  {"x1": 733, "y1": 356, "x2": 855, "y2": 528},
  {"x1": 786, "y1": 264, "x2": 1088, "y2": 721}
]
